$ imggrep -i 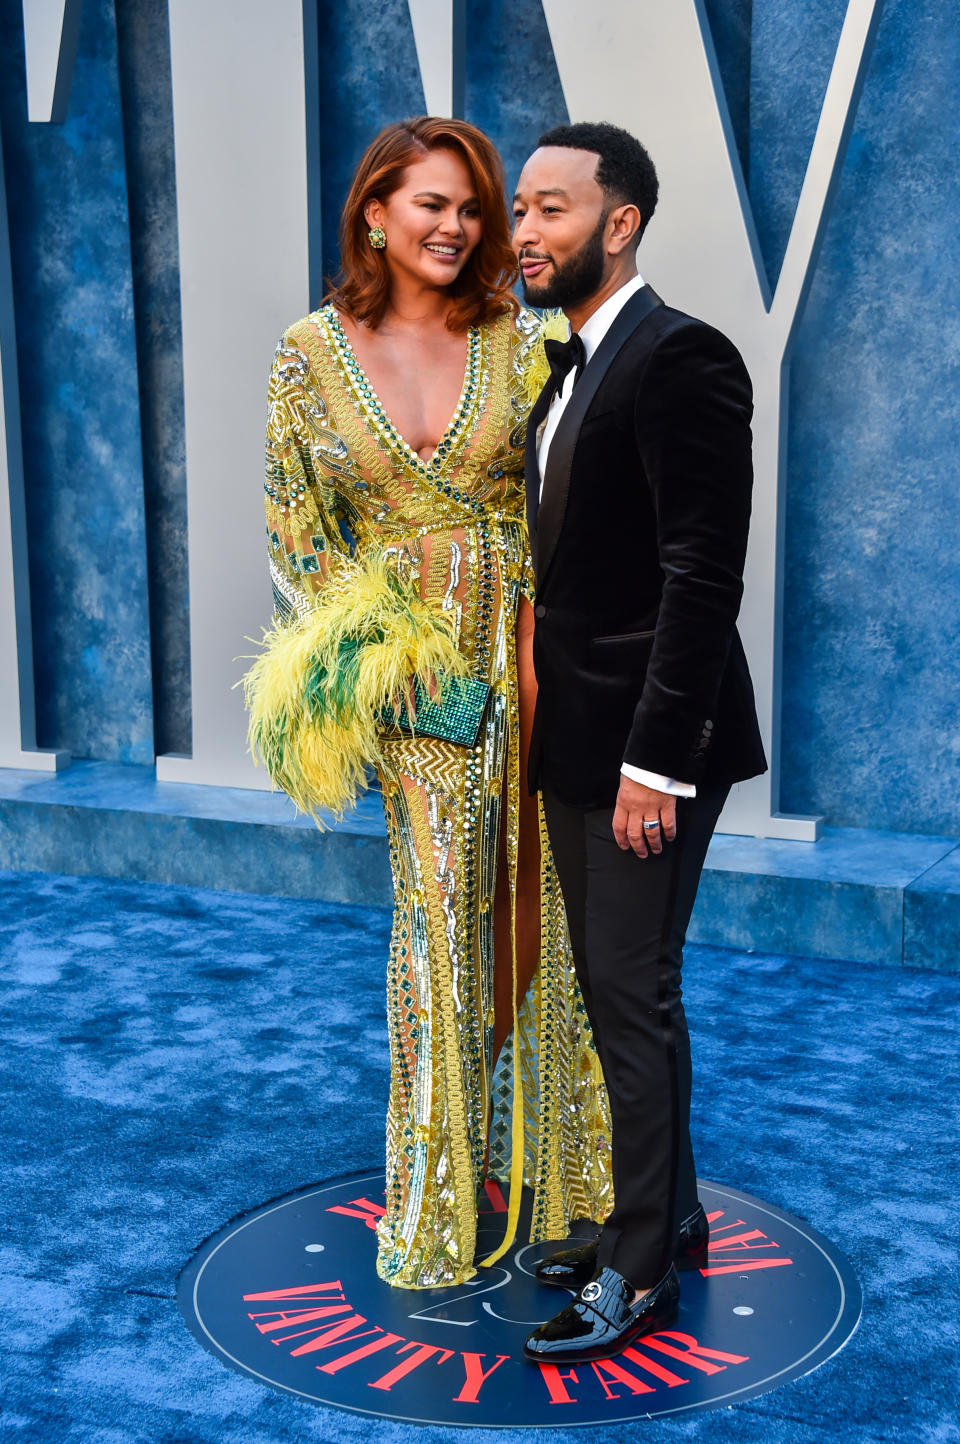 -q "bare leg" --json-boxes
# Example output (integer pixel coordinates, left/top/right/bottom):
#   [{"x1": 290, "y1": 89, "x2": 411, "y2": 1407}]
[{"x1": 492, "y1": 596, "x2": 541, "y2": 1063}]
